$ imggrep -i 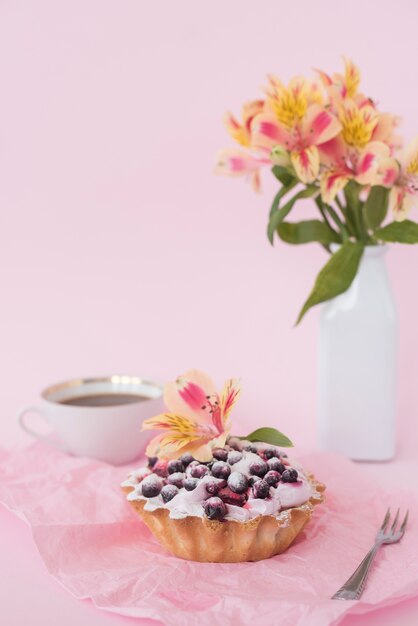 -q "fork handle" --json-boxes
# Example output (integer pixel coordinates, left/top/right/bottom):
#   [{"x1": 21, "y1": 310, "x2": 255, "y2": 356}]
[{"x1": 332, "y1": 543, "x2": 382, "y2": 600}]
